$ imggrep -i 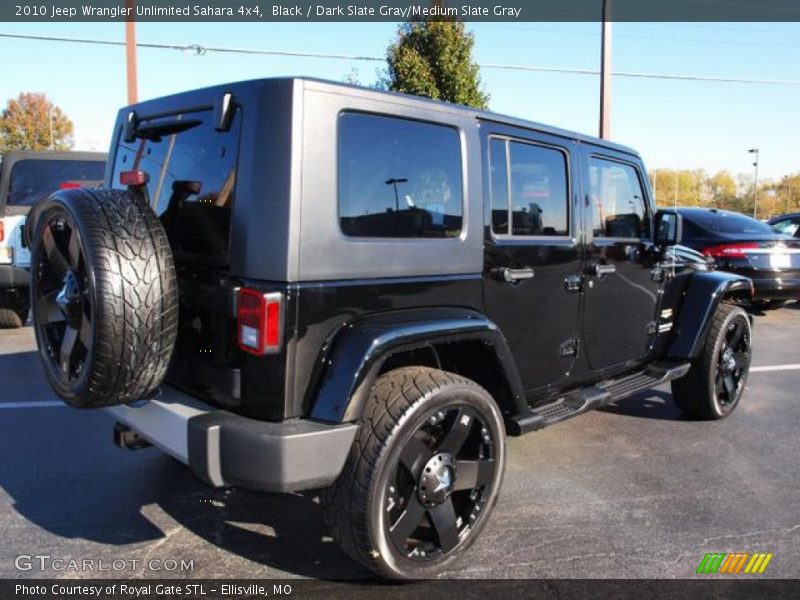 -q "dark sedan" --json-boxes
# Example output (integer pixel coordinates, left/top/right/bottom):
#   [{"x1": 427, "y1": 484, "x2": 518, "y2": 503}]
[{"x1": 664, "y1": 207, "x2": 800, "y2": 308}]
